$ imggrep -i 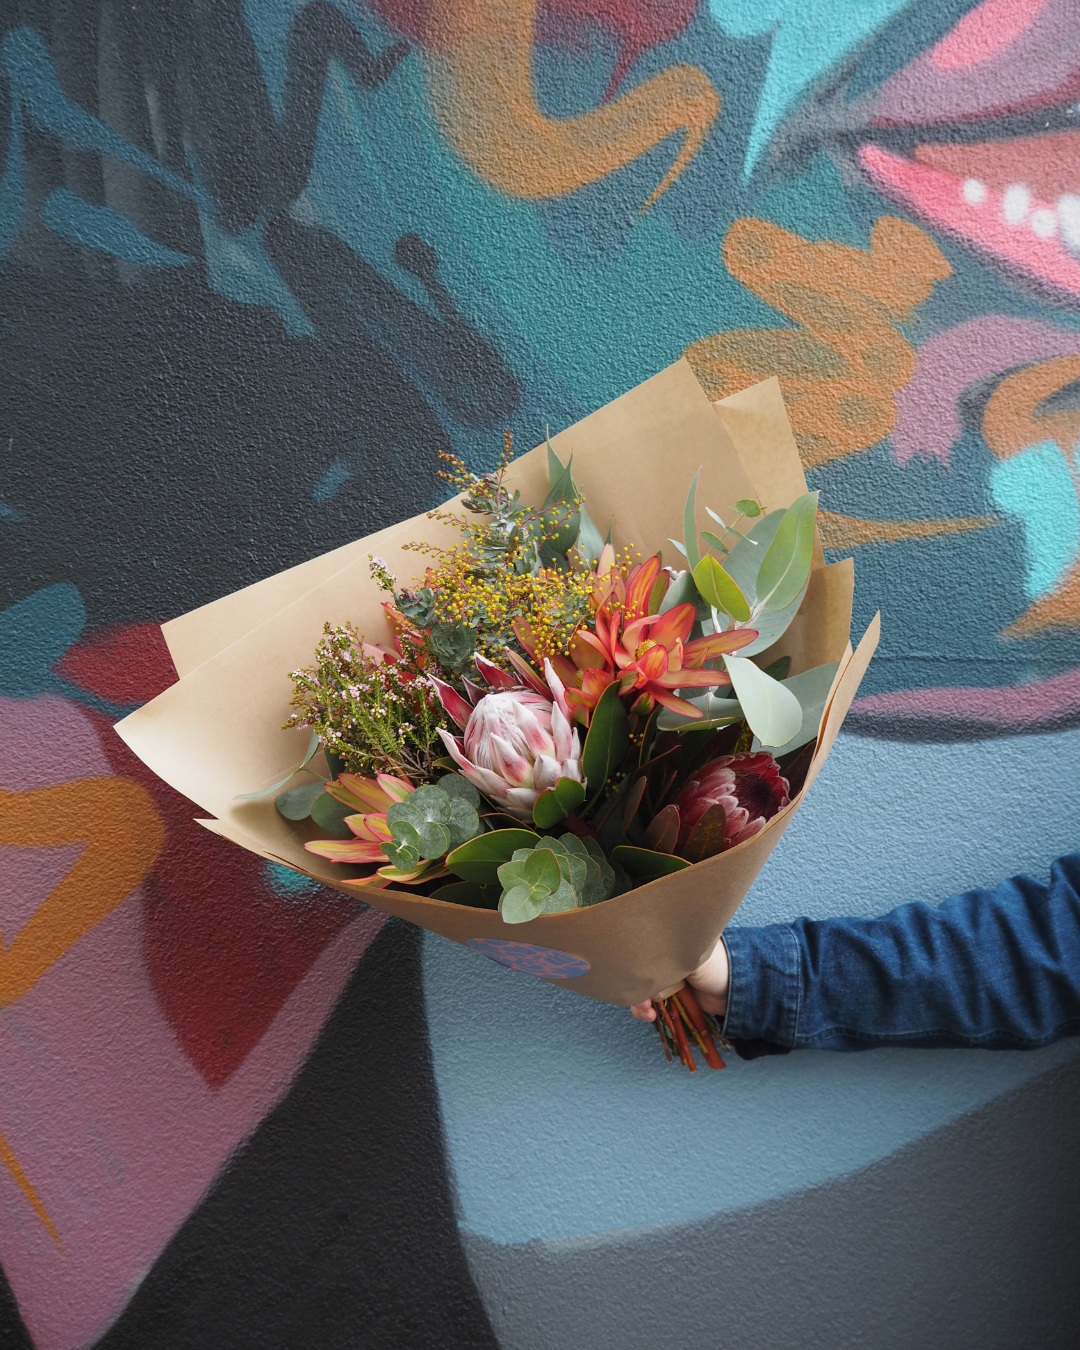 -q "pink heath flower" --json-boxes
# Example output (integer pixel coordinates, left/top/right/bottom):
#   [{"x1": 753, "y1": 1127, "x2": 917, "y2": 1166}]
[
  {"x1": 675, "y1": 751, "x2": 790, "y2": 855},
  {"x1": 438, "y1": 682, "x2": 583, "y2": 820}
]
